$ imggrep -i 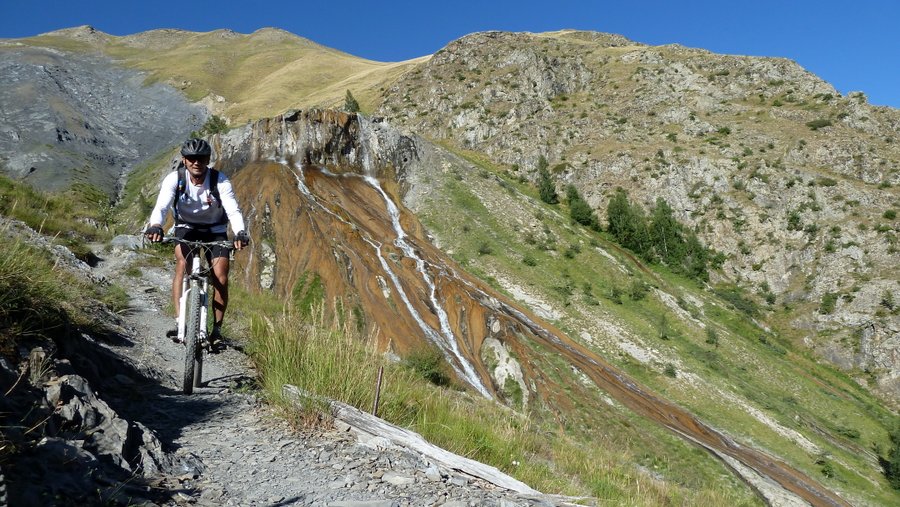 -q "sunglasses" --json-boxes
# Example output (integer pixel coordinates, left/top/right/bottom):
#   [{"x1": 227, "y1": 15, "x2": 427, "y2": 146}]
[{"x1": 184, "y1": 156, "x2": 208, "y2": 163}]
